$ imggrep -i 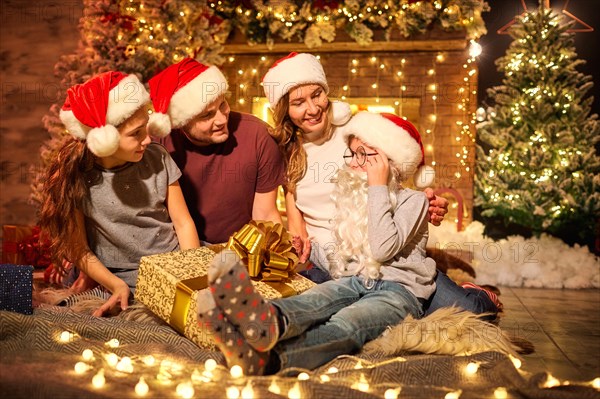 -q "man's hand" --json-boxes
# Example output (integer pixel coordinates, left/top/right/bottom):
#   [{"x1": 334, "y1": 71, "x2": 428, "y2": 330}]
[{"x1": 424, "y1": 188, "x2": 449, "y2": 226}]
